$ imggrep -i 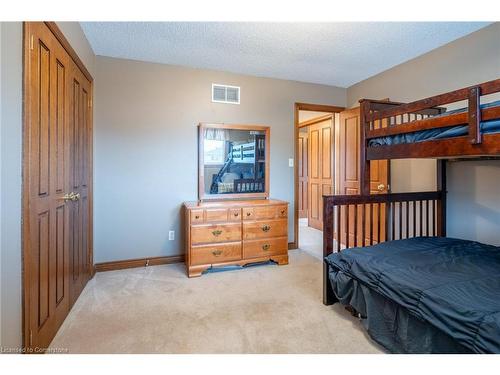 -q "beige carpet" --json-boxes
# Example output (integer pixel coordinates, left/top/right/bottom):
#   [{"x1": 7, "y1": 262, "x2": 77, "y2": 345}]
[
  {"x1": 298, "y1": 219, "x2": 324, "y2": 260},
  {"x1": 49, "y1": 250, "x2": 383, "y2": 353}
]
